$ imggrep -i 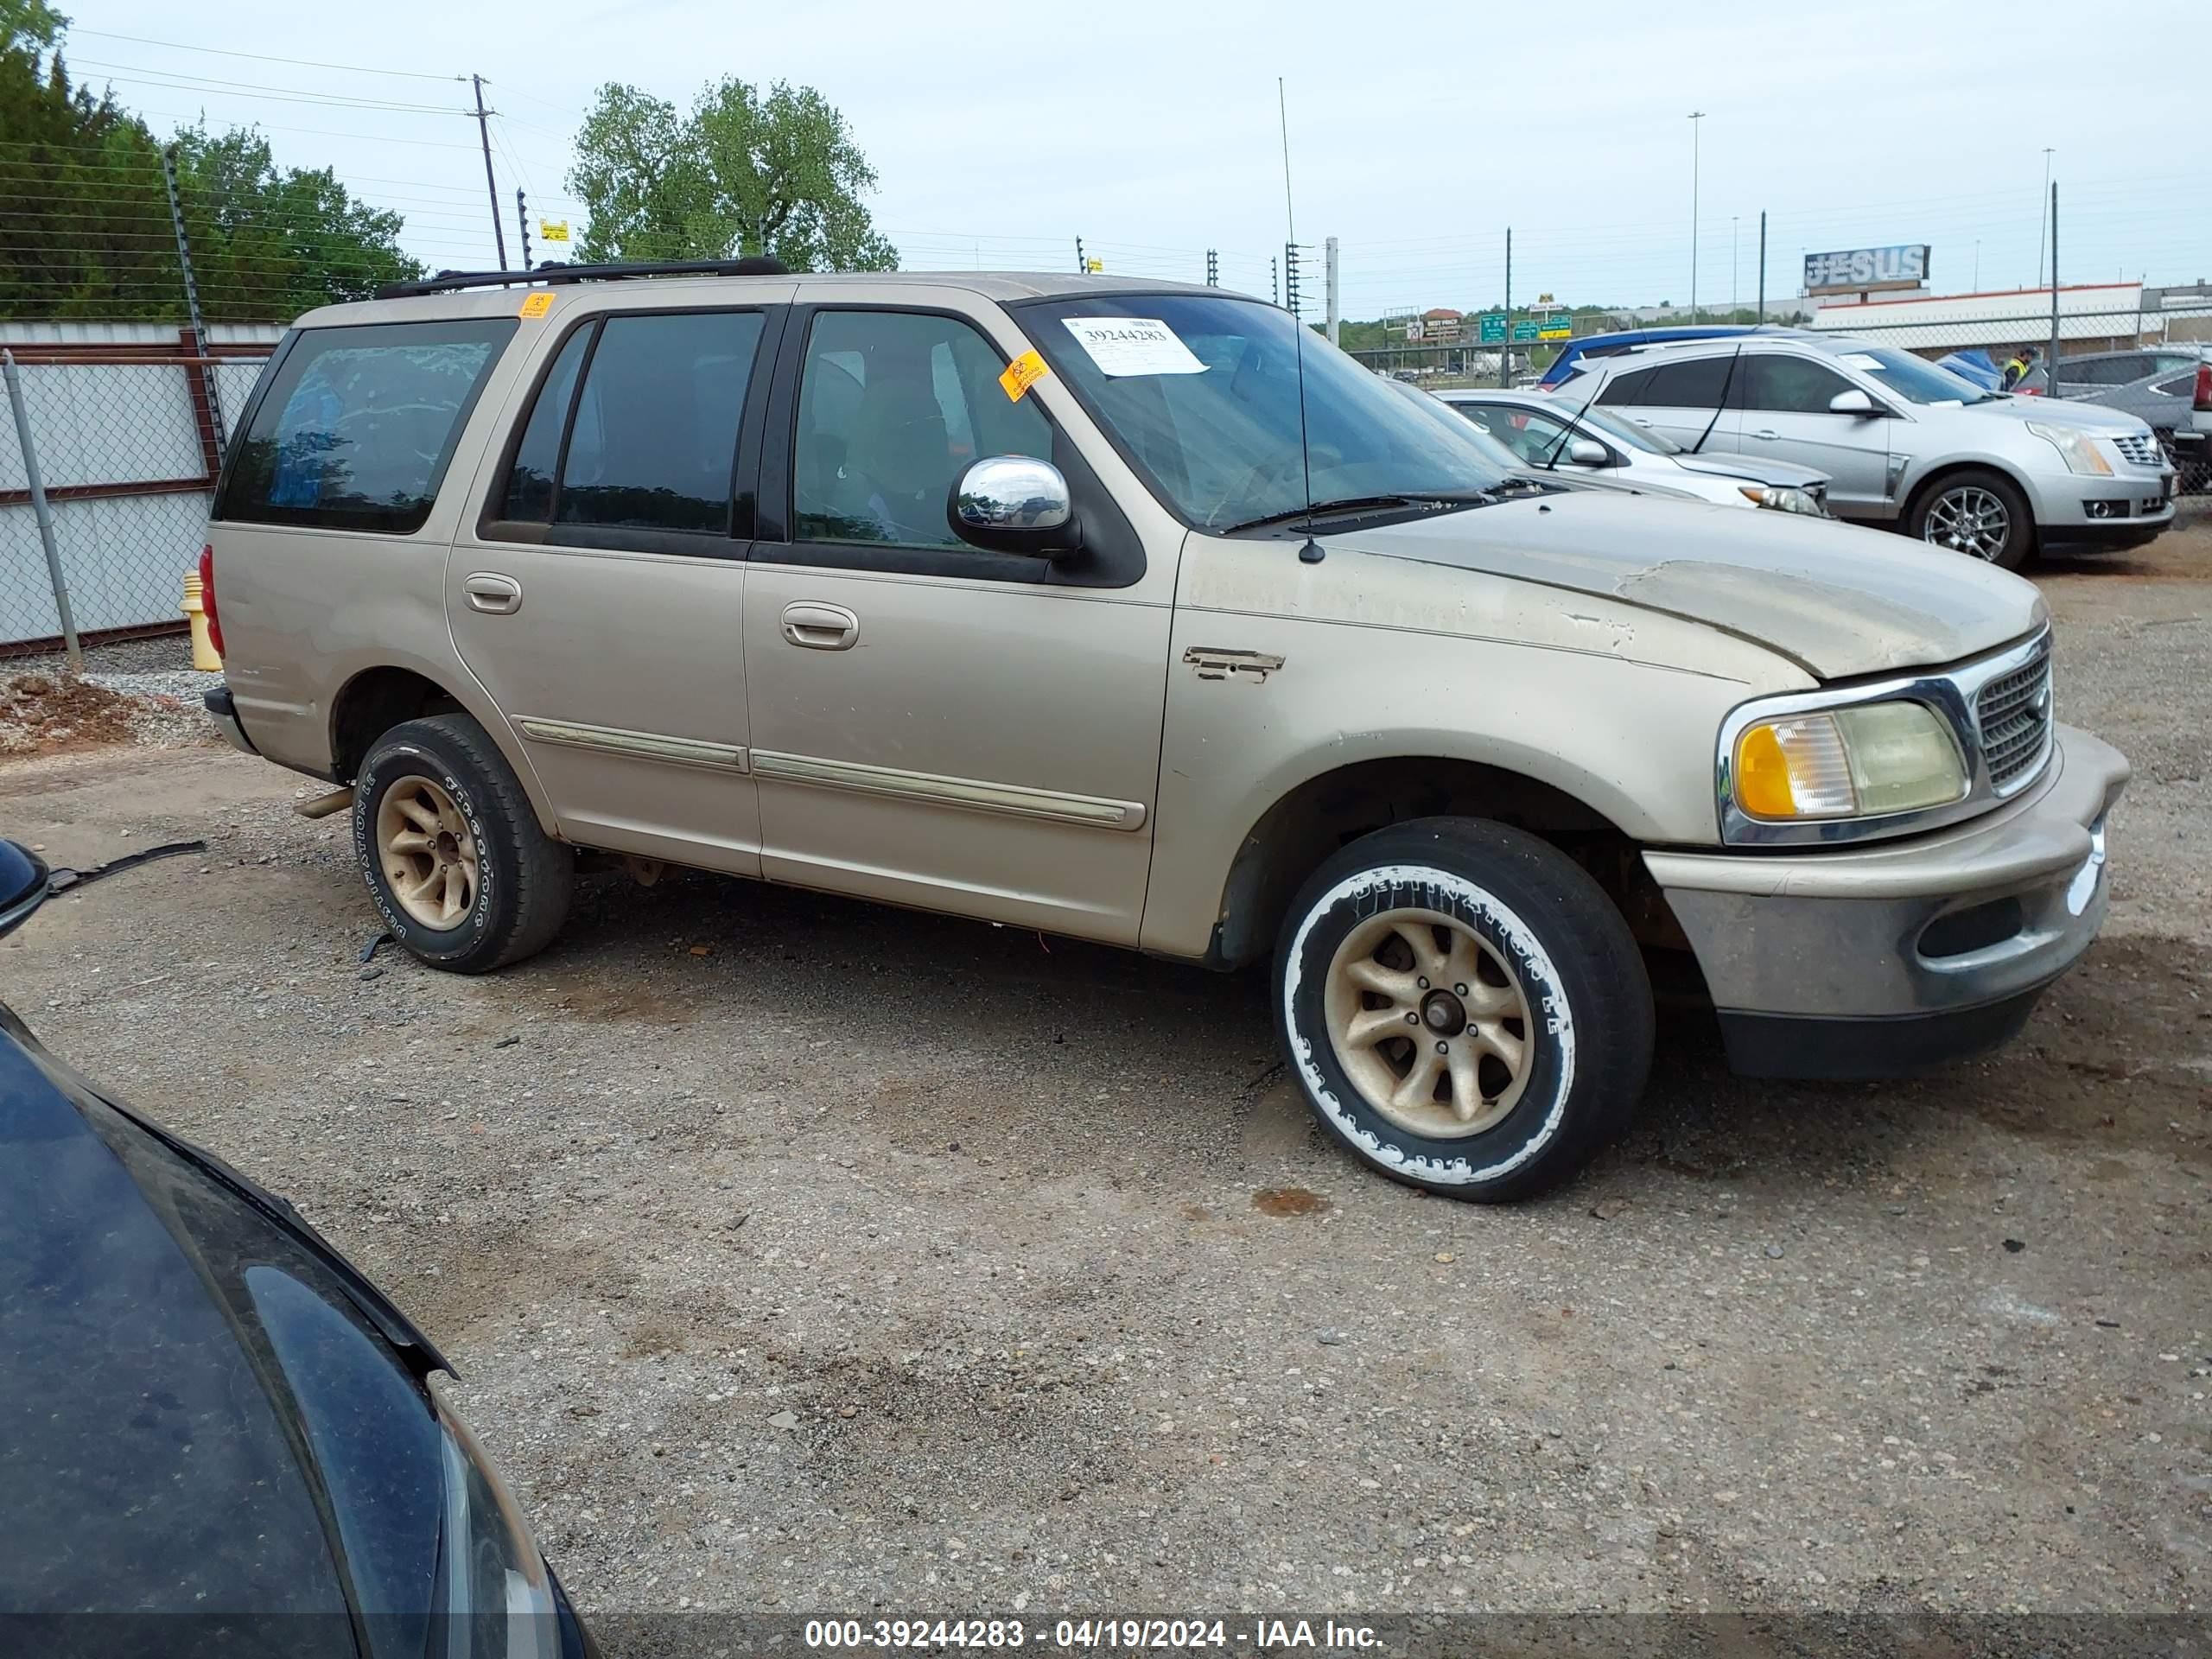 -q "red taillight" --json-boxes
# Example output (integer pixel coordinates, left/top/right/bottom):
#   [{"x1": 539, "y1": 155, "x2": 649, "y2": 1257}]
[
  {"x1": 198, "y1": 543, "x2": 225, "y2": 658},
  {"x1": 2194, "y1": 363, "x2": 2211, "y2": 412}
]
